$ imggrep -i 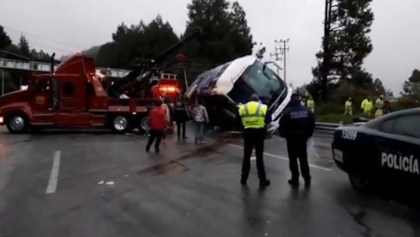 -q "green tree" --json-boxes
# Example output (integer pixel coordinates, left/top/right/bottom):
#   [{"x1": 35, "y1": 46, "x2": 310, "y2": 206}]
[
  {"x1": 83, "y1": 46, "x2": 101, "y2": 59},
  {"x1": 140, "y1": 15, "x2": 180, "y2": 59},
  {"x1": 373, "y1": 78, "x2": 385, "y2": 95},
  {"x1": 228, "y1": 1, "x2": 253, "y2": 56},
  {"x1": 183, "y1": 0, "x2": 253, "y2": 65},
  {"x1": 96, "y1": 16, "x2": 179, "y2": 68},
  {"x1": 0, "y1": 25, "x2": 12, "y2": 49},
  {"x1": 401, "y1": 69, "x2": 420, "y2": 99},
  {"x1": 311, "y1": 0, "x2": 374, "y2": 100},
  {"x1": 18, "y1": 35, "x2": 31, "y2": 57},
  {"x1": 30, "y1": 49, "x2": 50, "y2": 61}
]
